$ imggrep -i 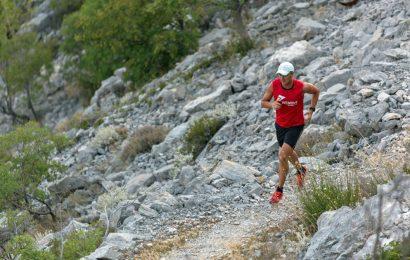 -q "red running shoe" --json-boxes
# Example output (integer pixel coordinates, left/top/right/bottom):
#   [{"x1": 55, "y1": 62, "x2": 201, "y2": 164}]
[
  {"x1": 269, "y1": 190, "x2": 283, "y2": 204},
  {"x1": 296, "y1": 164, "x2": 307, "y2": 189}
]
